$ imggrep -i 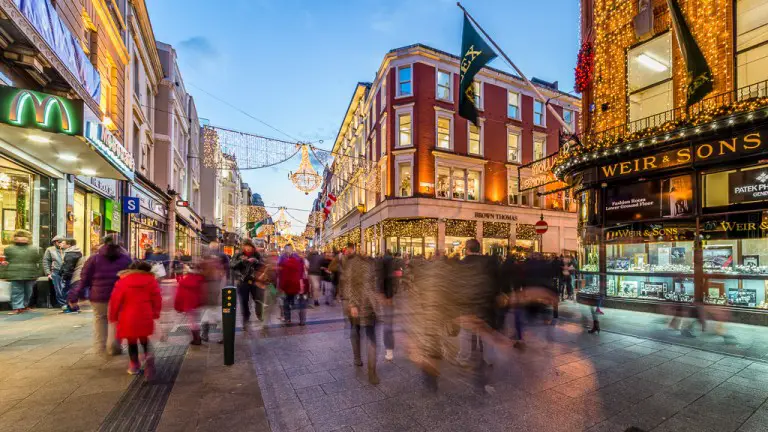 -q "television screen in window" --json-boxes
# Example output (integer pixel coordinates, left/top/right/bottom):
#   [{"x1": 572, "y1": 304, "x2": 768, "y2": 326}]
[{"x1": 605, "y1": 174, "x2": 693, "y2": 223}]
